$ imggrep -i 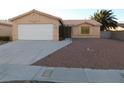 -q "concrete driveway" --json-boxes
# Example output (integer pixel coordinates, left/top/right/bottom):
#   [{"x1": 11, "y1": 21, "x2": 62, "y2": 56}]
[{"x1": 0, "y1": 40, "x2": 71, "y2": 65}]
